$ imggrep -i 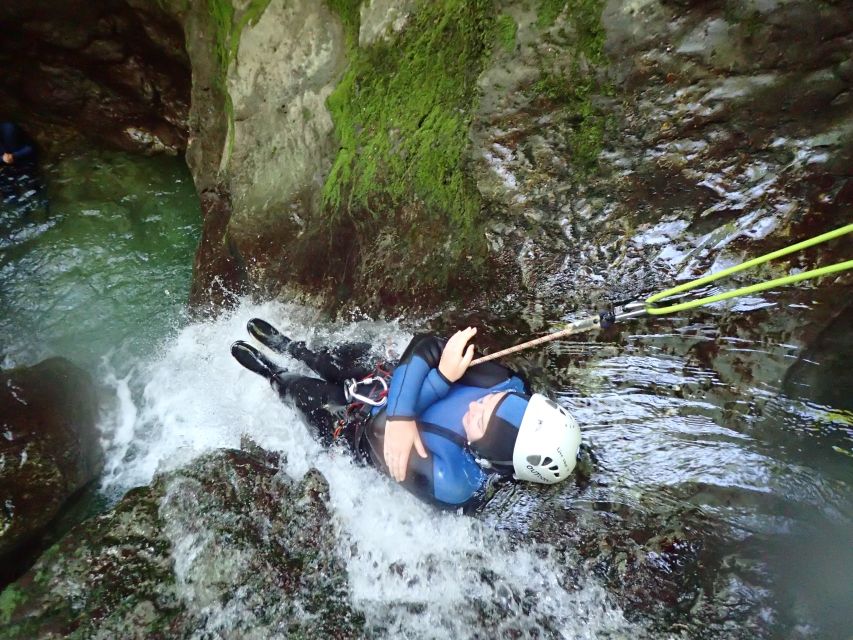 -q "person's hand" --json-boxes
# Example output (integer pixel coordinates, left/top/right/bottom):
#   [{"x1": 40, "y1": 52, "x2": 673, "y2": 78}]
[
  {"x1": 2, "y1": 153, "x2": 13, "y2": 164},
  {"x1": 438, "y1": 327, "x2": 477, "y2": 383},
  {"x1": 384, "y1": 418, "x2": 427, "y2": 482}
]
